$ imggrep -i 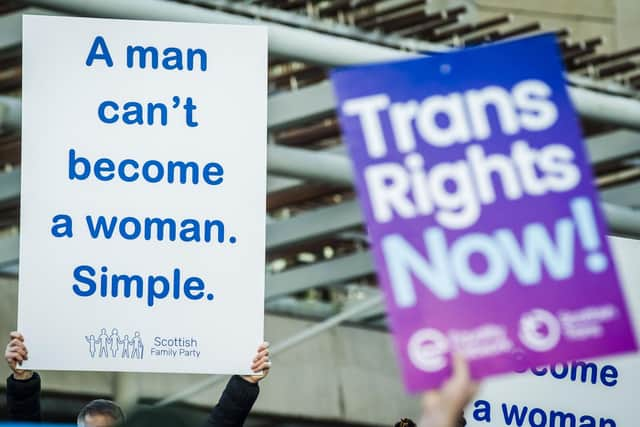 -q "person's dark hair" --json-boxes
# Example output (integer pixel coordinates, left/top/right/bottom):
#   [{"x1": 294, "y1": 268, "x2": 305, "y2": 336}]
[
  {"x1": 77, "y1": 399, "x2": 125, "y2": 426},
  {"x1": 394, "y1": 413, "x2": 466, "y2": 427},
  {"x1": 394, "y1": 418, "x2": 417, "y2": 427}
]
